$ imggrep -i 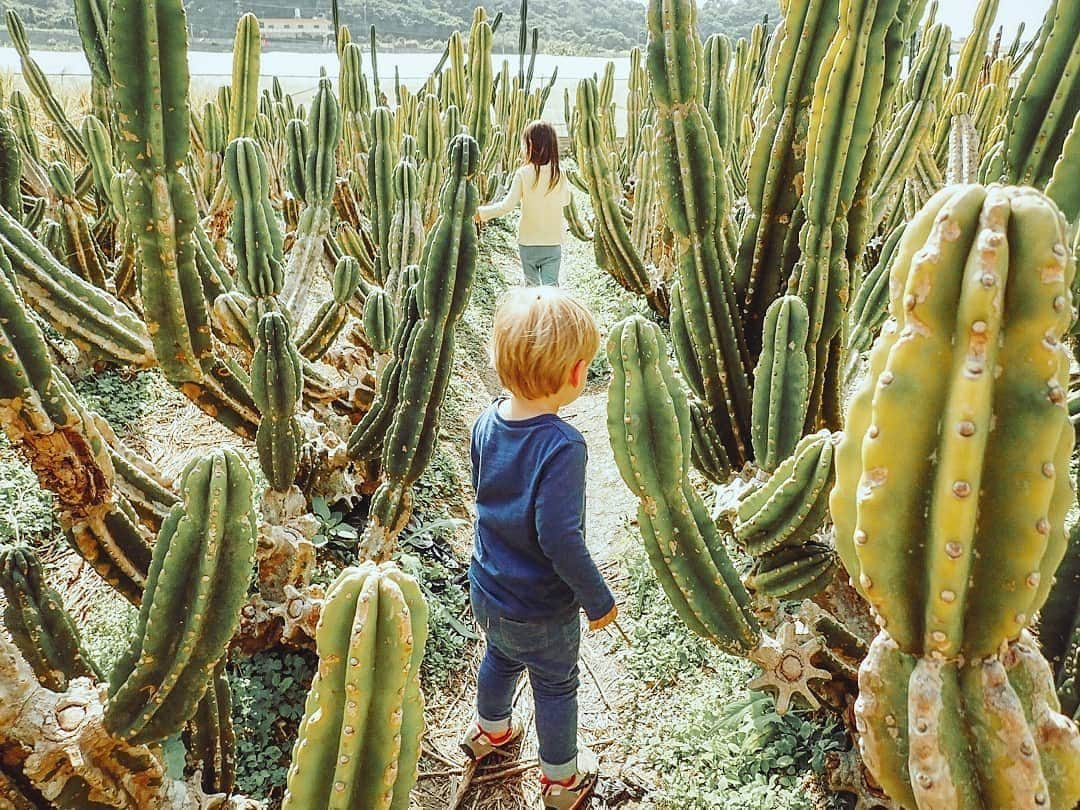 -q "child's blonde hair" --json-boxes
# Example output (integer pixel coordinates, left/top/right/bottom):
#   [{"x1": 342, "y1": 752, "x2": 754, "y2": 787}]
[{"x1": 492, "y1": 287, "x2": 600, "y2": 400}]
